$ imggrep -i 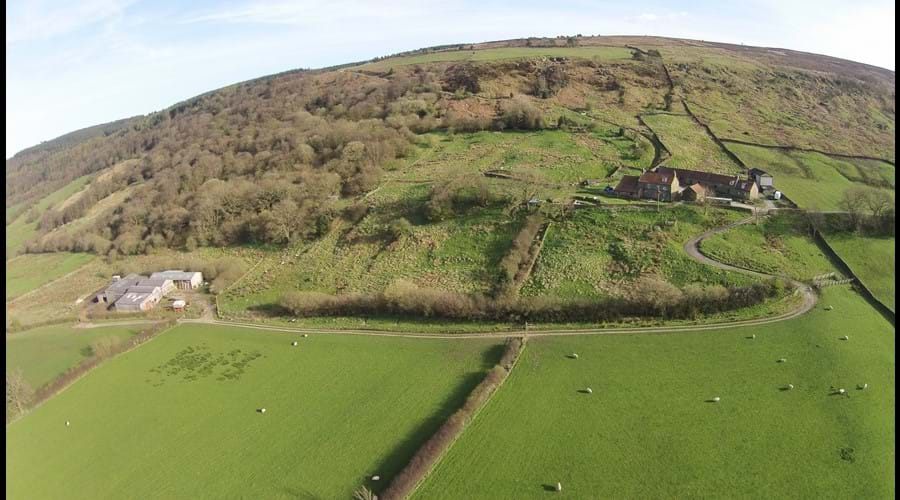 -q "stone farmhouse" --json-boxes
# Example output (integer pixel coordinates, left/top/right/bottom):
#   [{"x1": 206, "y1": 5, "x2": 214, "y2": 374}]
[
  {"x1": 612, "y1": 166, "x2": 768, "y2": 201},
  {"x1": 96, "y1": 270, "x2": 202, "y2": 312}
]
